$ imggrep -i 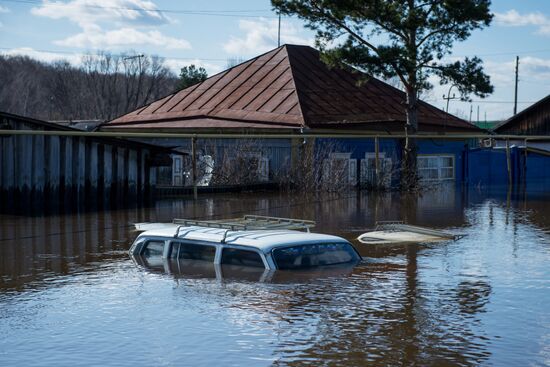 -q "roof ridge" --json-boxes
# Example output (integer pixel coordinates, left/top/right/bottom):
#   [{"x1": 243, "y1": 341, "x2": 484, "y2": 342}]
[
  {"x1": 283, "y1": 44, "x2": 309, "y2": 127},
  {"x1": 104, "y1": 44, "x2": 479, "y2": 132}
]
